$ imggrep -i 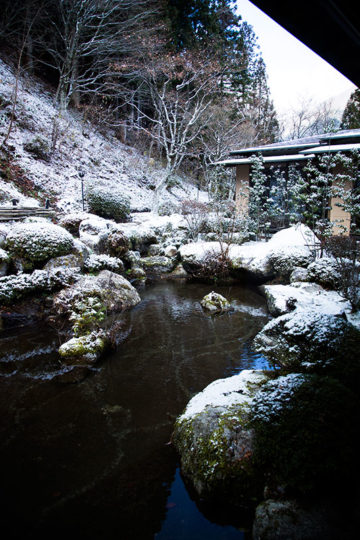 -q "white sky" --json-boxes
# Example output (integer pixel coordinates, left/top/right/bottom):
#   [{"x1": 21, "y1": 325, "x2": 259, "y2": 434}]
[{"x1": 236, "y1": 0, "x2": 357, "y2": 119}]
